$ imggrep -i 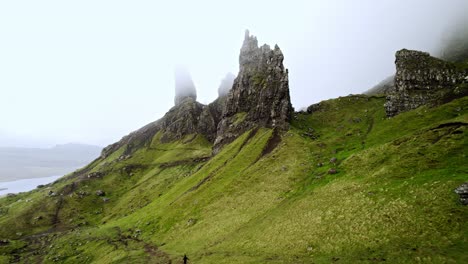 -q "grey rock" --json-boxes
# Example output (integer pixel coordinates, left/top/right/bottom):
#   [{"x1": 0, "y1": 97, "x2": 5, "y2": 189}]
[
  {"x1": 385, "y1": 49, "x2": 468, "y2": 117},
  {"x1": 454, "y1": 182, "x2": 468, "y2": 205},
  {"x1": 101, "y1": 31, "x2": 293, "y2": 158},
  {"x1": 95, "y1": 190, "x2": 105, "y2": 196},
  {"x1": 328, "y1": 168, "x2": 338, "y2": 174},
  {"x1": 213, "y1": 30, "x2": 293, "y2": 153},
  {"x1": 330, "y1": 157, "x2": 338, "y2": 163}
]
